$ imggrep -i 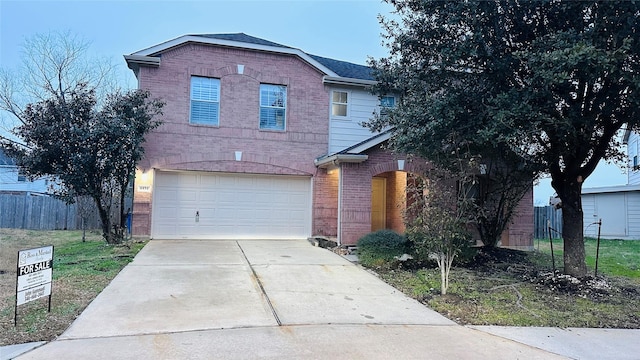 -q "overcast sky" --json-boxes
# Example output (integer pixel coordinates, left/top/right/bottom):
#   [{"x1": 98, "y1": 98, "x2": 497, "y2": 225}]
[{"x1": 0, "y1": 0, "x2": 629, "y2": 202}]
